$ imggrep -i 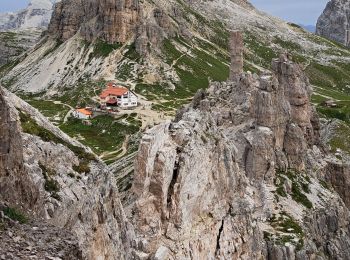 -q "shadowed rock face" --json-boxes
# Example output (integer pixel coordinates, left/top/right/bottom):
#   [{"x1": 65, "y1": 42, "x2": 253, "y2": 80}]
[
  {"x1": 48, "y1": 0, "x2": 140, "y2": 43},
  {"x1": 0, "y1": 88, "x2": 39, "y2": 209},
  {"x1": 316, "y1": 0, "x2": 350, "y2": 47}
]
